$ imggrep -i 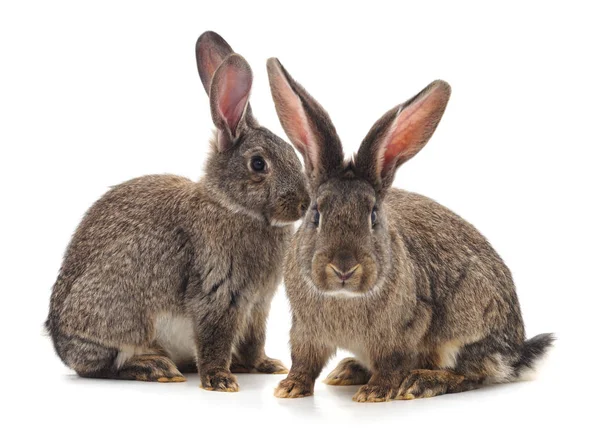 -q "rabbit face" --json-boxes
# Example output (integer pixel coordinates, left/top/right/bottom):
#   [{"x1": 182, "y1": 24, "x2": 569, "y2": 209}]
[
  {"x1": 267, "y1": 58, "x2": 451, "y2": 297},
  {"x1": 204, "y1": 127, "x2": 309, "y2": 226},
  {"x1": 195, "y1": 34, "x2": 309, "y2": 227},
  {"x1": 301, "y1": 176, "x2": 388, "y2": 294}
]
